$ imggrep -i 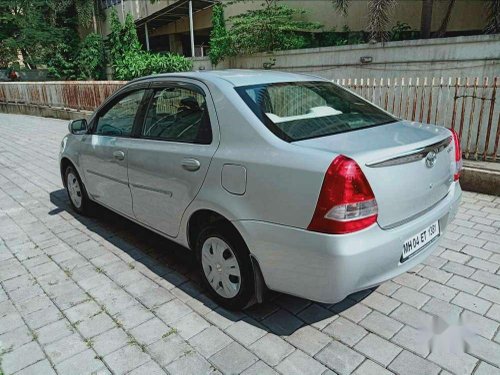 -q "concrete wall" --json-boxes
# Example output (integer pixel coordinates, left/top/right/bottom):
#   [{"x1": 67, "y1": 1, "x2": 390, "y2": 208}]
[
  {"x1": 225, "y1": 0, "x2": 487, "y2": 33},
  {"x1": 192, "y1": 34, "x2": 500, "y2": 81},
  {"x1": 101, "y1": 0, "x2": 488, "y2": 37}
]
